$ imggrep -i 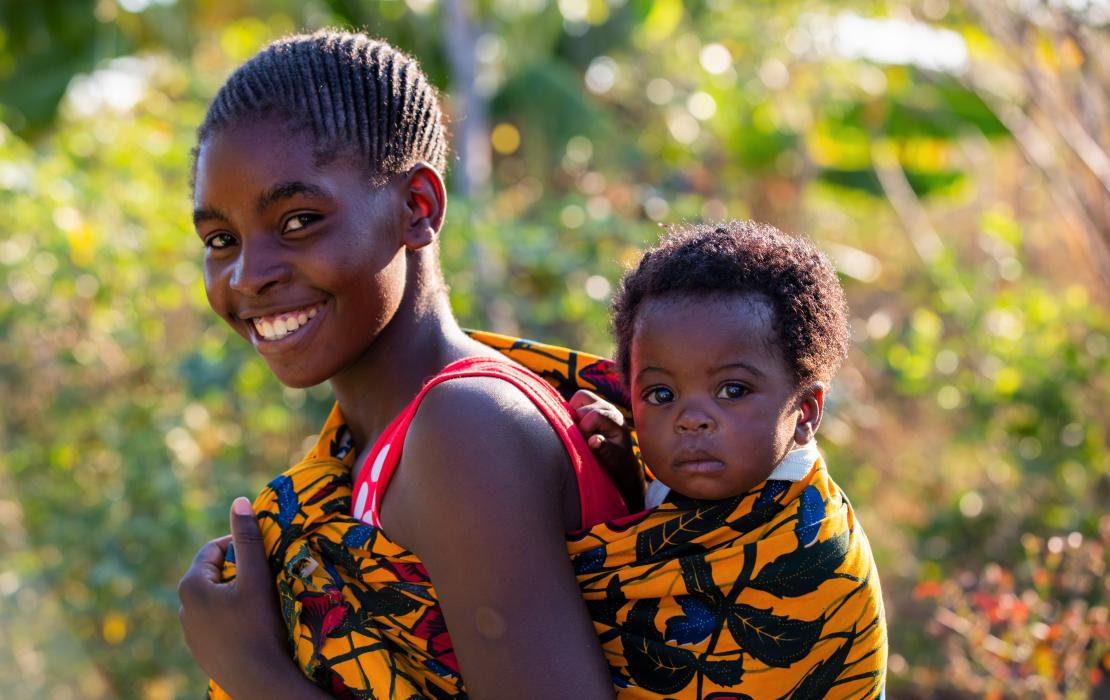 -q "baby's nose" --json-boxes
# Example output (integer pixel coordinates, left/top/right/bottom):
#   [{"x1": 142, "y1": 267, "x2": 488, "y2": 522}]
[{"x1": 675, "y1": 410, "x2": 715, "y2": 433}]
